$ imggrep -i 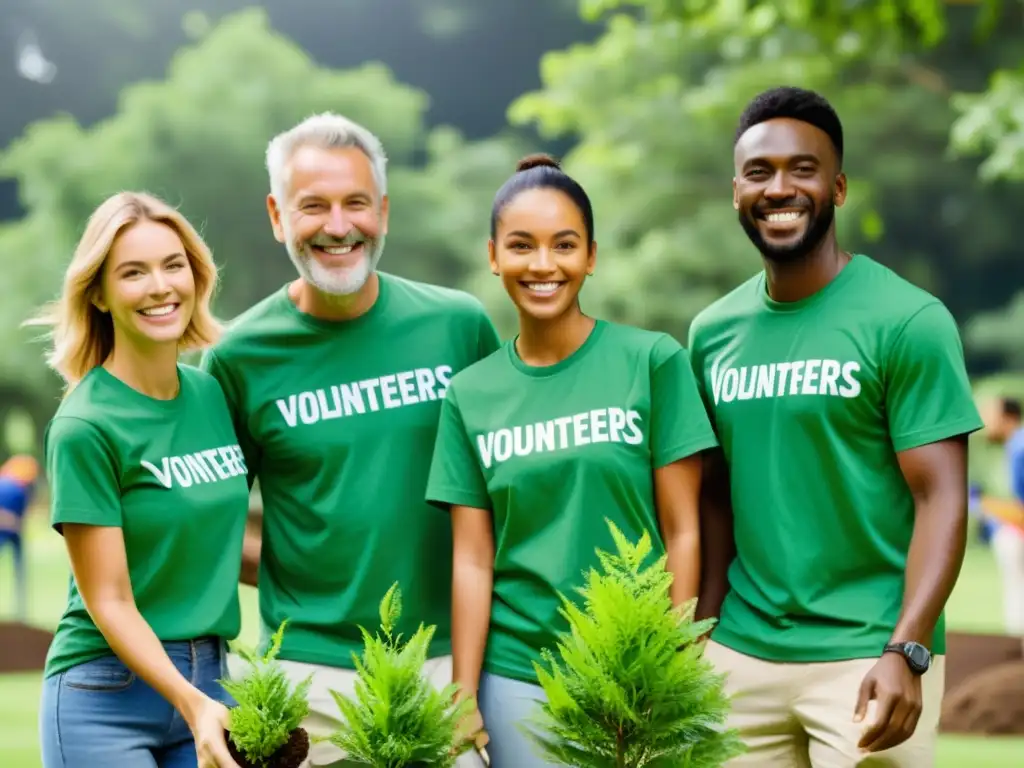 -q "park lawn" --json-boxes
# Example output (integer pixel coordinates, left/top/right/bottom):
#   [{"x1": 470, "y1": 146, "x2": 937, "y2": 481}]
[{"x1": 0, "y1": 512, "x2": 1021, "y2": 767}]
